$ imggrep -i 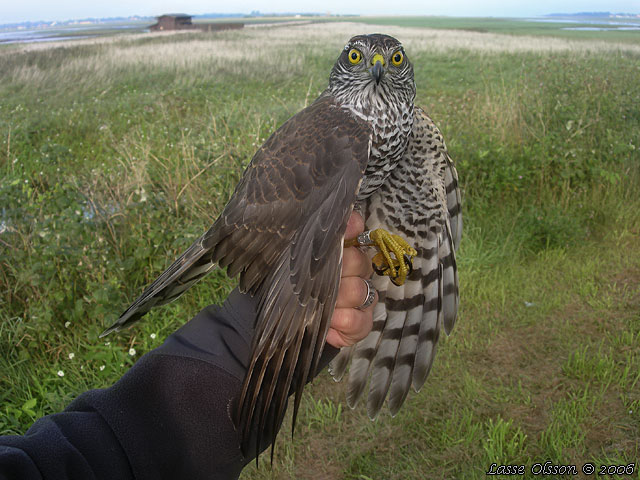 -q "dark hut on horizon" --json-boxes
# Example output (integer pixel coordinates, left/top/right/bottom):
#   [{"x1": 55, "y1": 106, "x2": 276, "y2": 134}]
[
  {"x1": 149, "y1": 14, "x2": 243, "y2": 32},
  {"x1": 150, "y1": 14, "x2": 192, "y2": 31}
]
